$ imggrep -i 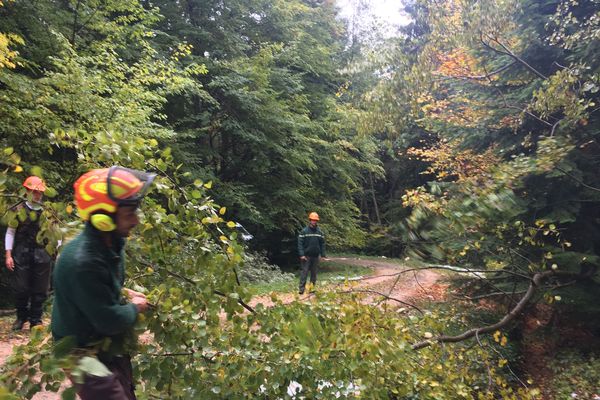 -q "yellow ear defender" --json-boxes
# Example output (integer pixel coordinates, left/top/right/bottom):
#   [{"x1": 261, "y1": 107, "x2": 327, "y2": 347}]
[{"x1": 90, "y1": 214, "x2": 116, "y2": 232}]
